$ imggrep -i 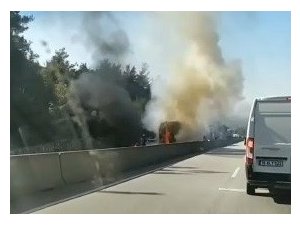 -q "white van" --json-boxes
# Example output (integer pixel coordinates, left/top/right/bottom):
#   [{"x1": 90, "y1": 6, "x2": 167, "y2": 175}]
[{"x1": 245, "y1": 96, "x2": 291, "y2": 195}]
